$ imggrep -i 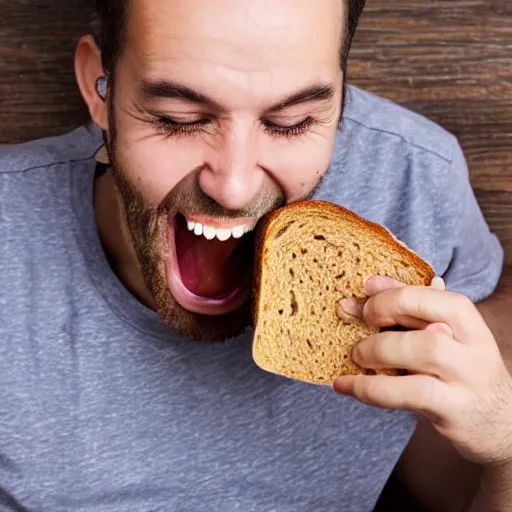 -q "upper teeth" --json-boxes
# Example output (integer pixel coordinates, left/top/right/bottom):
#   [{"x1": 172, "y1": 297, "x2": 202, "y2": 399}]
[{"x1": 186, "y1": 219, "x2": 252, "y2": 241}]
